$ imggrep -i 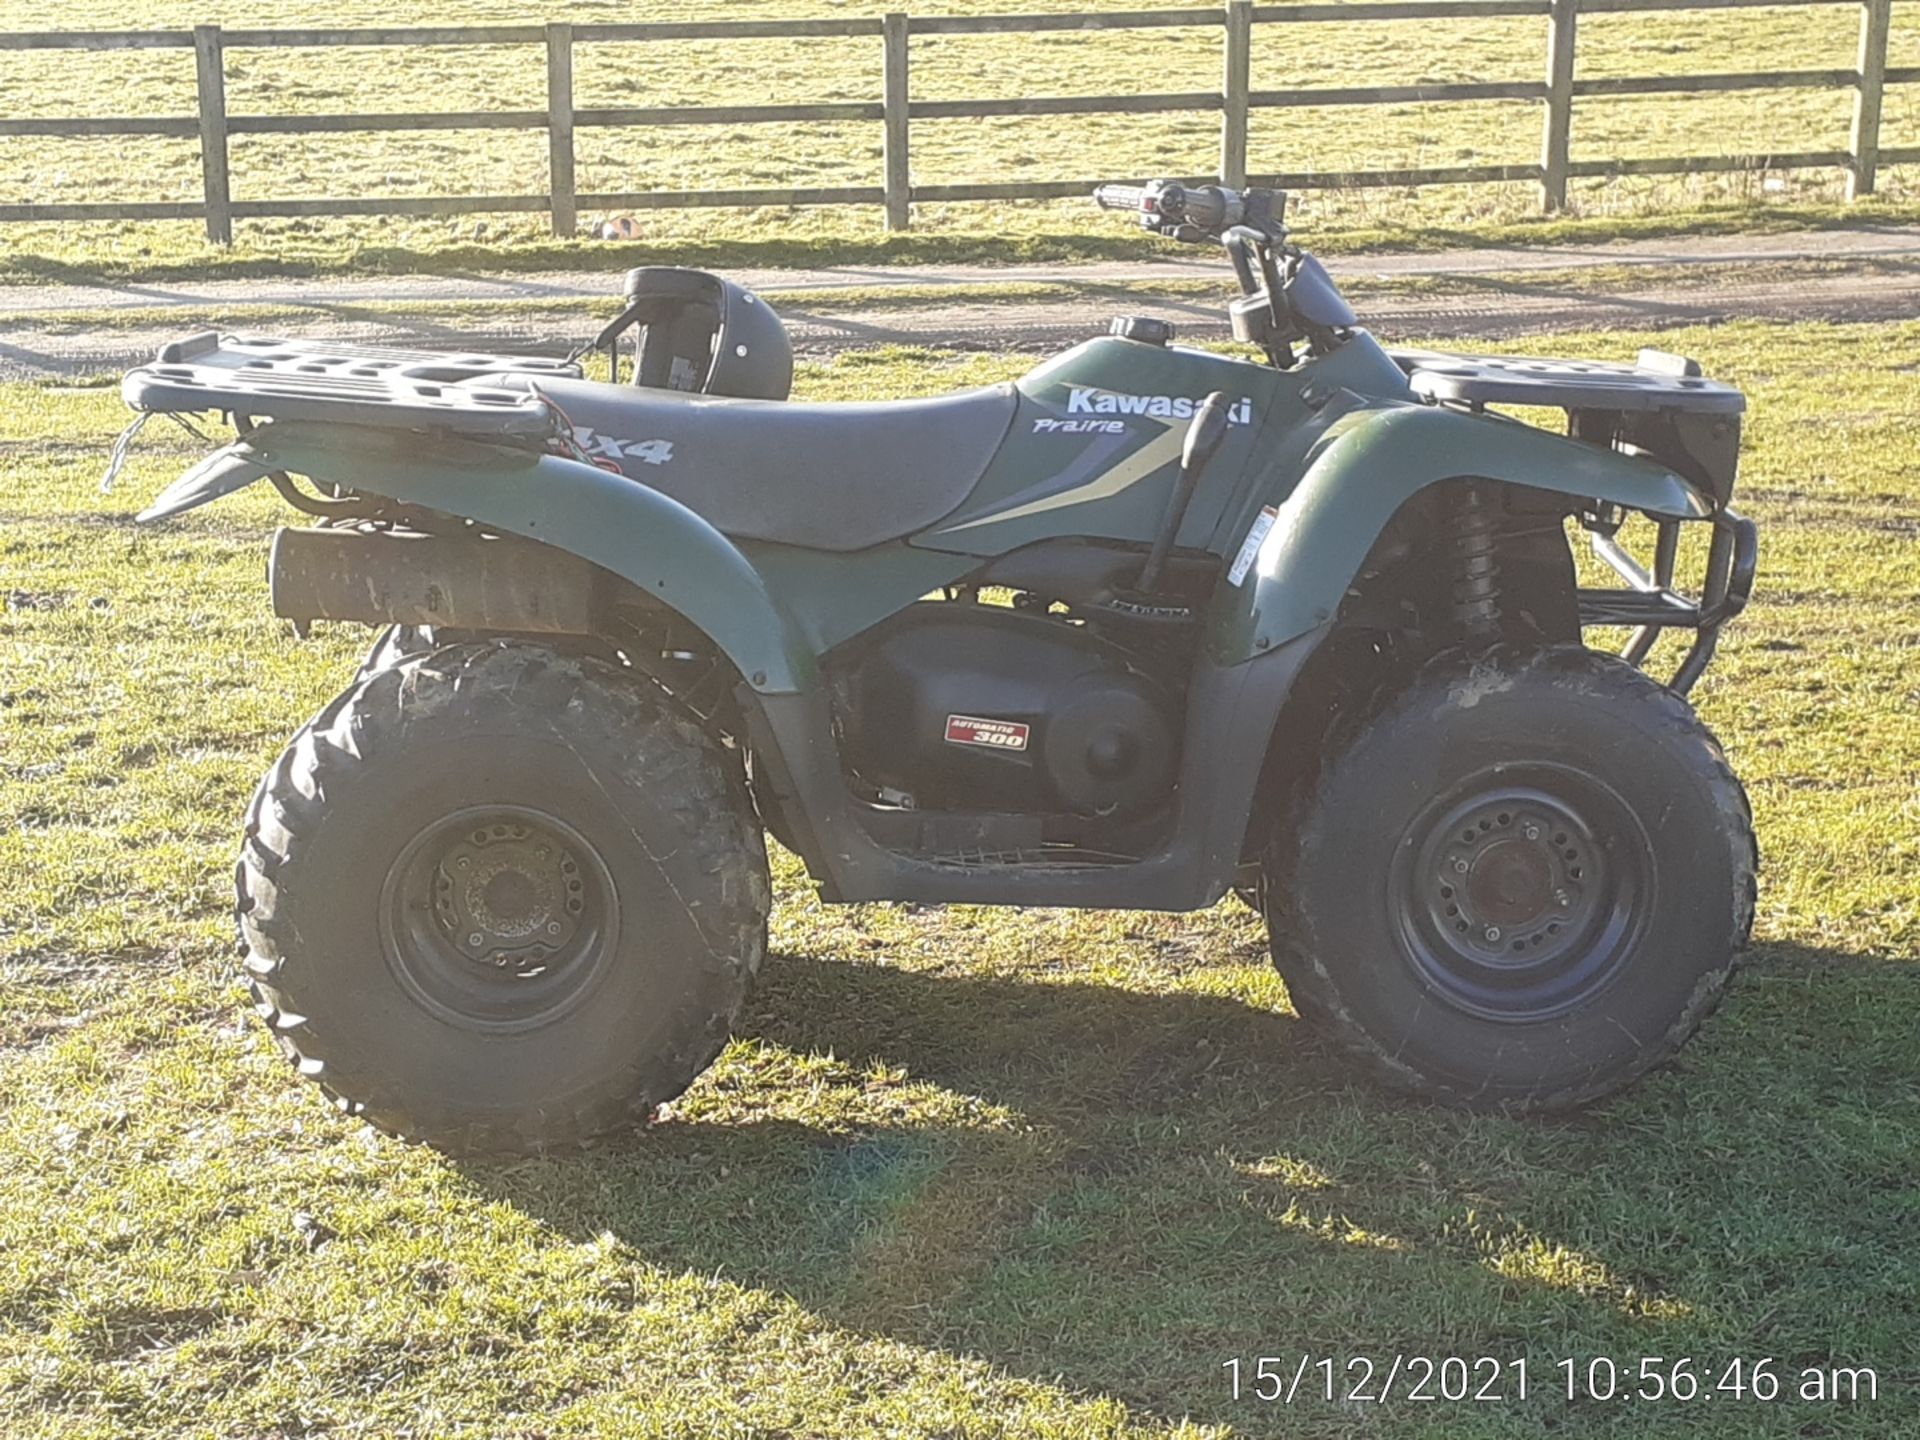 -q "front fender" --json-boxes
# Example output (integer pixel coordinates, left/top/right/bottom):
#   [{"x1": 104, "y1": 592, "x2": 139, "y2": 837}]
[
  {"x1": 234, "y1": 422, "x2": 816, "y2": 694},
  {"x1": 1208, "y1": 401, "x2": 1712, "y2": 663}
]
